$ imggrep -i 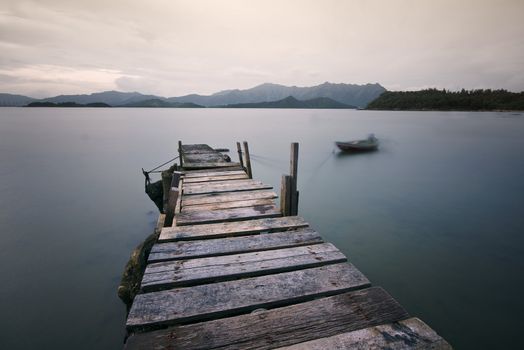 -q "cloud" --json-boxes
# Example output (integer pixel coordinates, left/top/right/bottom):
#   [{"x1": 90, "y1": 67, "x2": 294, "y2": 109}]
[{"x1": 0, "y1": 0, "x2": 523, "y2": 97}]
